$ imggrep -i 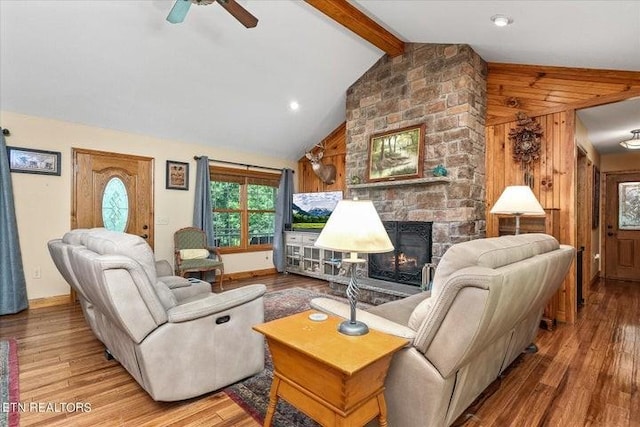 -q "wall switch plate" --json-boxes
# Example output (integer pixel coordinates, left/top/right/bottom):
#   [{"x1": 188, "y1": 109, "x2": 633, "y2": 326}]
[{"x1": 34, "y1": 267, "x2": 41, "y2": 279}]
